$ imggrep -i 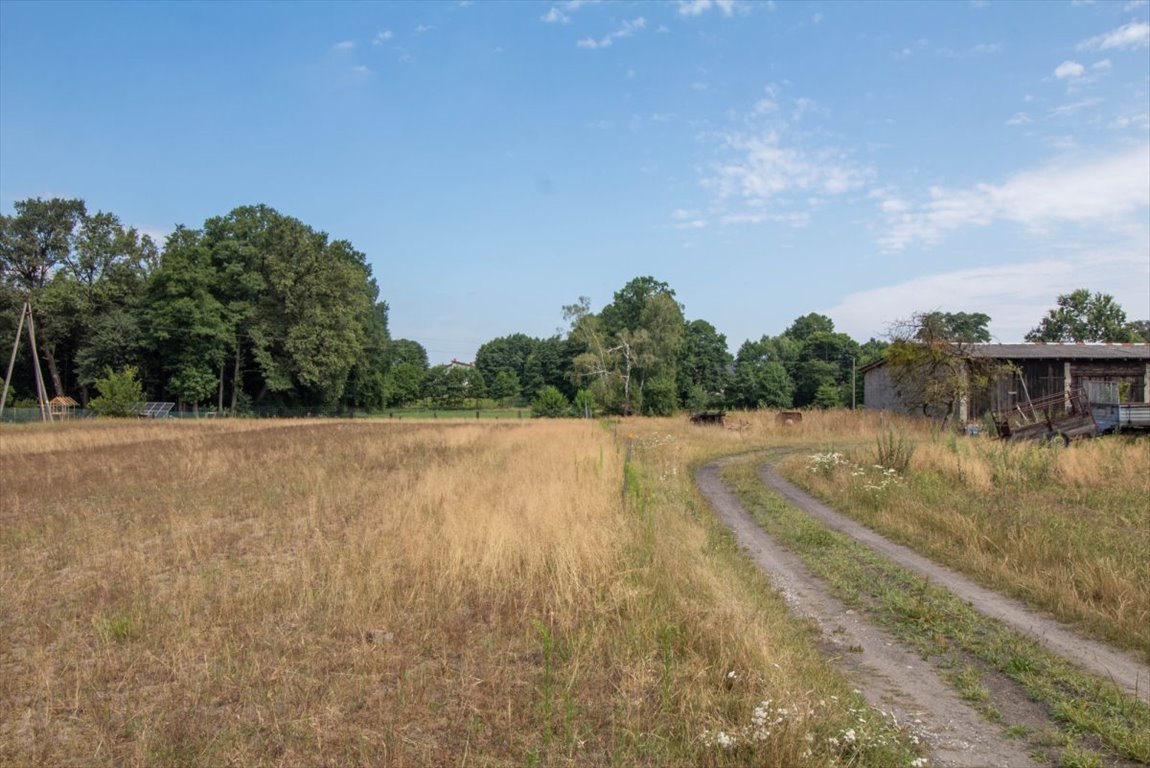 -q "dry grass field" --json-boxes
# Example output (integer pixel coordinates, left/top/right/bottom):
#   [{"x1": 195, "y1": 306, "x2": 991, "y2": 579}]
[
  {"x1": 0, "y1": 415, "x2": 922, "y2": 767},
  {"x1": 777, "y1": 430, "x2": 1150, "y2": 660}
]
